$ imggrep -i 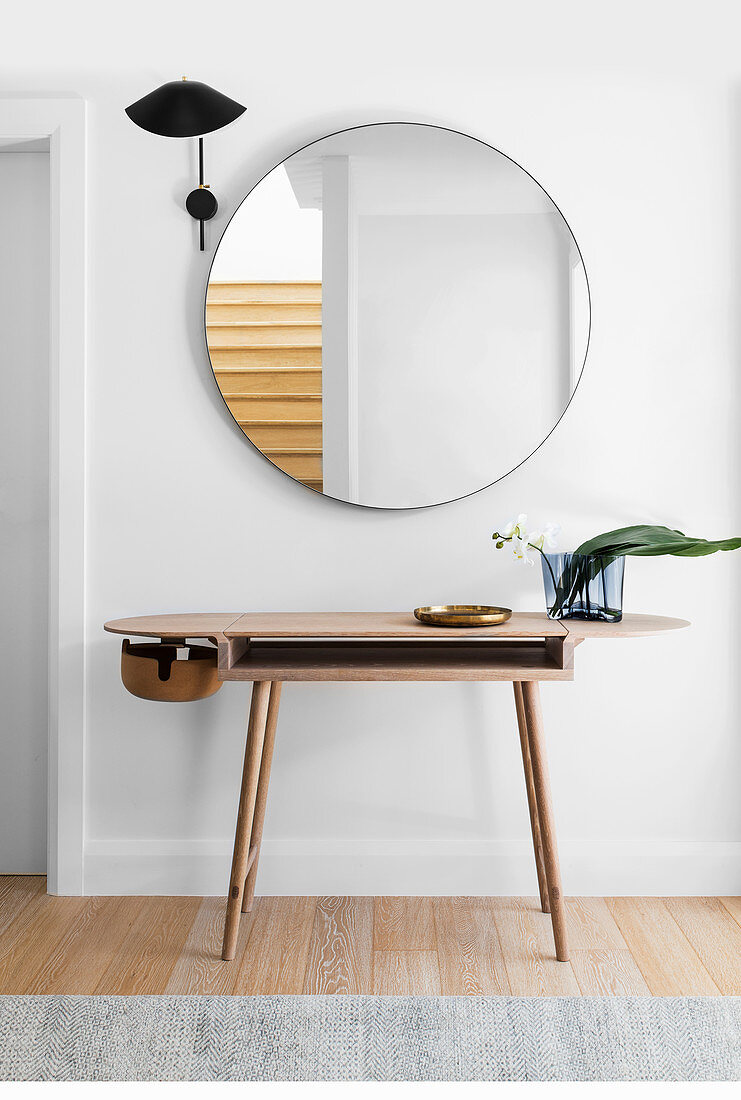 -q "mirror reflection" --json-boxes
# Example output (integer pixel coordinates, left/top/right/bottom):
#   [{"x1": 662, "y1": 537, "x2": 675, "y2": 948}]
[{"x1": 206, "y1": 123, "x2": 589, "y2": 508}]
